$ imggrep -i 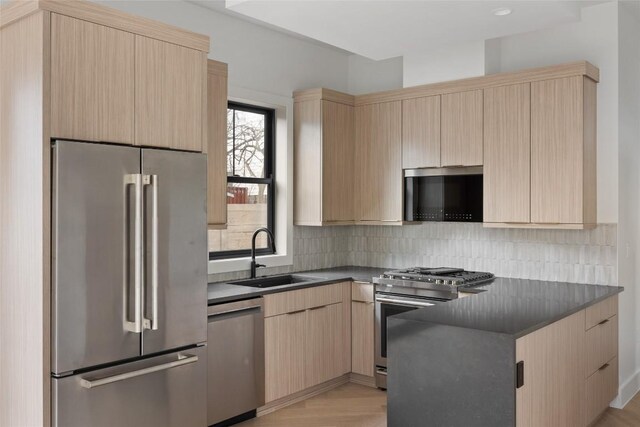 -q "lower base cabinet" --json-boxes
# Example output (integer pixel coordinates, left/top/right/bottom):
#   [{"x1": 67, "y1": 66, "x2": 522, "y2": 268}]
[
  {"x1": 516, "y1": 296, "x2": 618, "y2": 426},
  {"x1": 264, "y1": 283, "x2": 350, "y2": 403},
  {"x1": 351, "y1": 282, "x2": 375, "y2": 378}
]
